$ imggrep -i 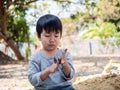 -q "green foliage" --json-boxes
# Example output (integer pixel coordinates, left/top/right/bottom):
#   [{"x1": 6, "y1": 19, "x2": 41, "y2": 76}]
[
  {"x1": 7, "y1": 15, "x2": 29, "y2": 43},
  {"x1": 7, "y1": 4, "x2": 30, "y2": 43},
  {"x1": 68, "y1": 0, "x2": 120, "y2": 33},
  {"x1": 99, "y1": 23, "x2": 117, "y2": 38},
  {"x1": 25, "y1": 45, "x2": 30, "y2": 59},
  {"x1": 114, "y1": 32, "x2": 120, "y2": 46},
  {"x1": 81, "y1": 22, "x2": 120, "y2": 46},
  {"x1": 61, "y1": 18, "x2": 76, "y2": 35},
  {"x1": 81, "y1": 27, "x2": 99, "y2": 39},
  {"x1": 106, "y1": 18, "x2": 120, "y2": 32},
  {"x1": 81, "y1": 22, "x2": 117, "y2": 39},
  {"x1": 96, "y1": 0, "x2": 120, "y2": 27},
  {"x1": 29, "y1": 37, "x2": 37, "y2": 42}
]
